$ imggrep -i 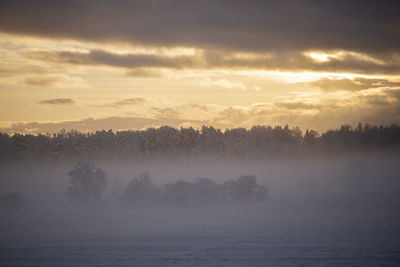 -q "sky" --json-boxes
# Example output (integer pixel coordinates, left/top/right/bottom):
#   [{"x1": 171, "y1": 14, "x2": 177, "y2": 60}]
[{"x1": 0, "y1": 0, "x2": 399, "y2": 134}]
